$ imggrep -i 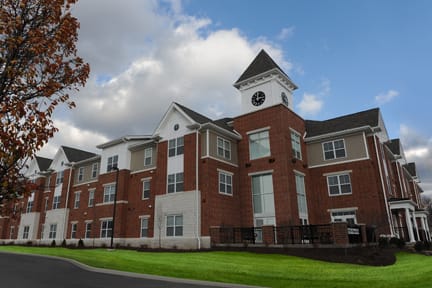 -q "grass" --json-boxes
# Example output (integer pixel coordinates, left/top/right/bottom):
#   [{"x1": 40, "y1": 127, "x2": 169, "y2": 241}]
[{"x1": 0, "y1": 246, "x2": 431, "y2": 288}]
